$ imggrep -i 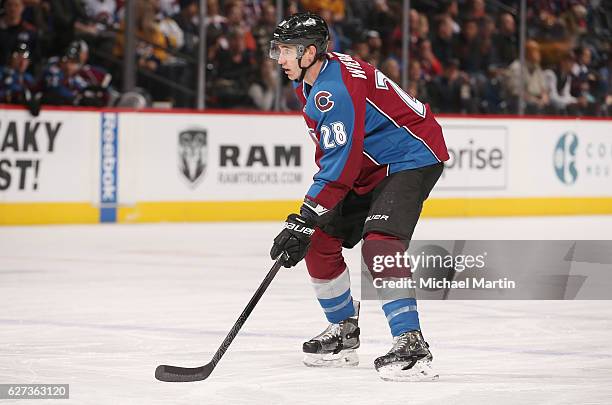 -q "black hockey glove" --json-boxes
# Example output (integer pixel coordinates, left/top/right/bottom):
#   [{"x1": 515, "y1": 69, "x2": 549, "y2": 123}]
[{"x1": 270, "y1": 213, "x2": 315, "y2": 268}]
